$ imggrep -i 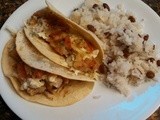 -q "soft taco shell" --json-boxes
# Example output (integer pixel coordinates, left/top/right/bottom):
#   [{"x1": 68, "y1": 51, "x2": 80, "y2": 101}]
[
  {"x1": 2, "y1": 39, "x2": 94, "y2": 106},
  {"x1": 24, "y1": 4, "x2": 103, "y2": 68},
  {"x1": 16, "y1": 30, "x2": 95, "y2": 82}
]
